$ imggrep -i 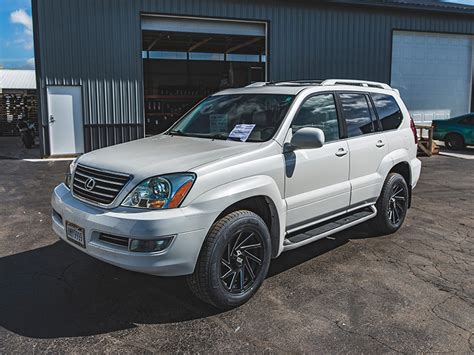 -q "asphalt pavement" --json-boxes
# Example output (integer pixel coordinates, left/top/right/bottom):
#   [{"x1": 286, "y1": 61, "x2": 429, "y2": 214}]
[{"x1": 0, "y1": 145, "x2": 473, "y2": 353}]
